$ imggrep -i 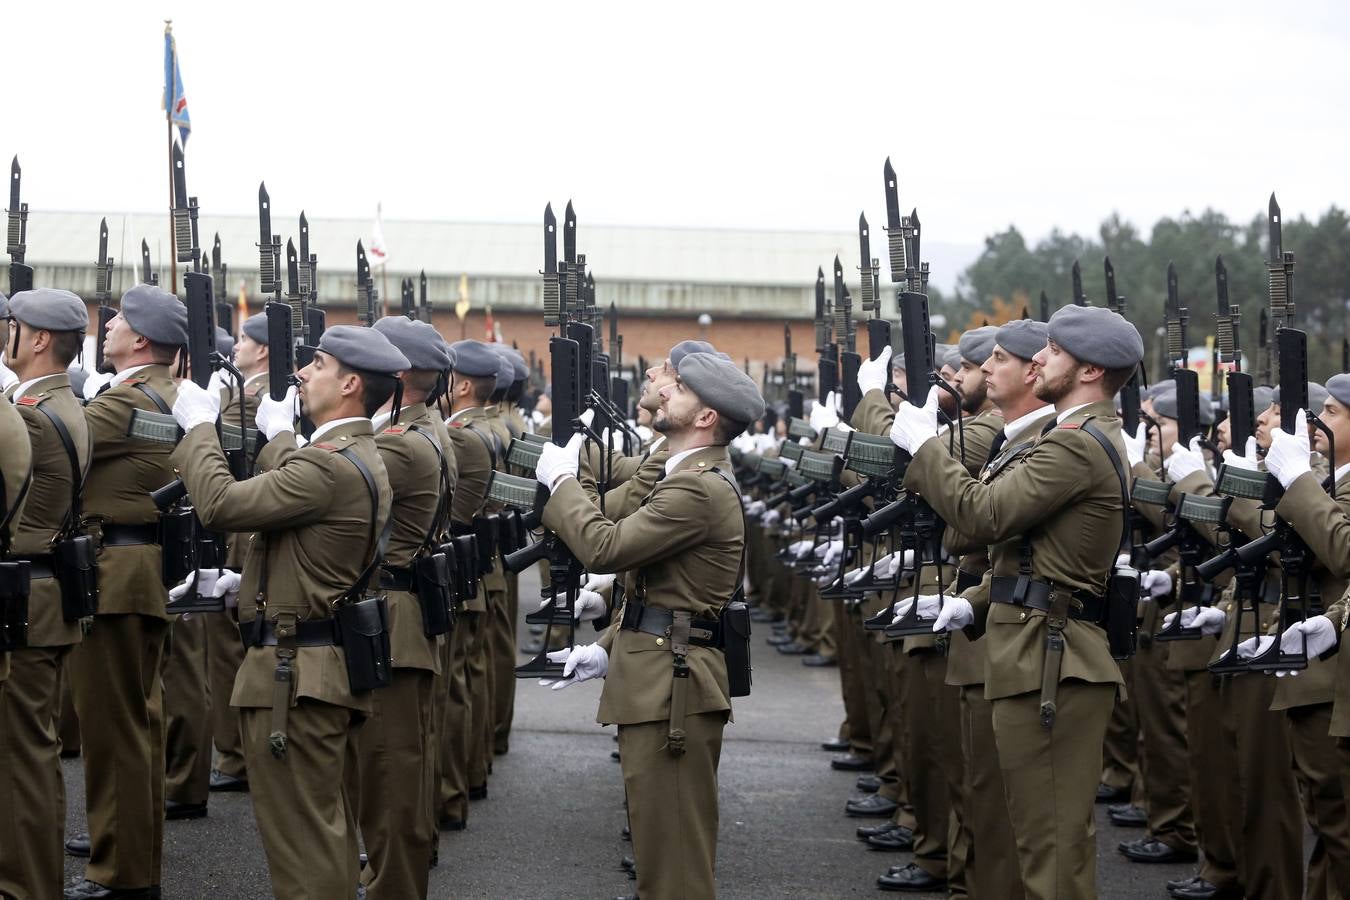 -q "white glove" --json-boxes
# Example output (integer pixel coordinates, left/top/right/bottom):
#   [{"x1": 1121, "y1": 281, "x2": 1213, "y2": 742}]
[
  {"x1": 1162, "y1": 605, "x2": 1226, "y2": 635},
  {"x1": 168, "y1": 568, "x2": 241, "y2": 610},
  {"x1": 1165, "y1": 437, "x2": 1209, "y2": 484},
  {"x1": 584, "y1": 572, "x2": 616, "y2": 594},
  {"x1": 788, "y1": 539, "x2": 814, "y2": 560},
  {"x1": 536, "y1": 432, "x2": 586, "y2": 491},
  {"x1": 815, "y1": 539, "x2": 841, "y2": 559},
  {"x1": 171, "y1": 379, "x2": 221, "y2": 432},
  {"x1": 891, "y1": 594, "x2": 974, "y2": 632},
  {"x1": 255, "y1": 386, "x2": 298, "y2": 441},
  {"x1": 1278, "y1": 615, "x2": 1338, "y2": 661},
  {"x1": 1222, "y1": 436, "x2": 1261, "y2": 472},
  {"x1": 1264, "y1": 411, "x2": 1311, "y2": 489},
  {"x1": 1139, "y1": 570, "x2": 1173, "y2": 600},
  {"x1": 1115, "y1": 552, "x2": 1132, "y2": 569},
  {"x1": 0, "y1": 357, "x2": 17, "y2": 391},
  {"x1": 205, "y1": 369, "x2": 227, "y2": 399},
  {"x1": 578, "y1": 408, "x2": 596, "y2": 429},
  {"x1": 857, "y1": 346, "x2": 891, "y2": 395},
  {"x1": 82, "y1": 371, "x2": 113, "y2": 401},
  {"x1": 1123, "y1": 423, "x2": 1148, "y2": 469},
  {"x1": 539, "y1": 643, "x2": 608, "y2": 690},
  {"x1": 872, "y1": 549, "x2": 915, "y2": 579},
  {"x1": 888, "y1": 386, "x2": 940, "y2": 455},
  {"x1": 745, "y1": 500, "x2": 766, "y2": 516},
  {"x1": 760, "y1": 509, "x2": 781, "y2": 527},
  {"x1": 539, "y1": 589, "x2": 607, "y2": 622},
  {"x1": 821, "y1": 540, "x2": 846, "y2": 568},
  {"x1": 809, "y1": 393, "x2": 840, "y2": 431}
]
